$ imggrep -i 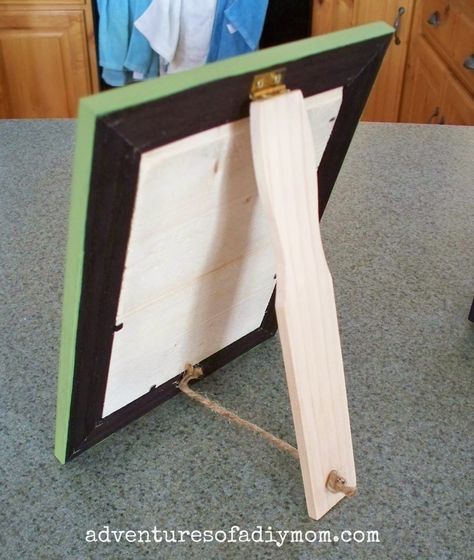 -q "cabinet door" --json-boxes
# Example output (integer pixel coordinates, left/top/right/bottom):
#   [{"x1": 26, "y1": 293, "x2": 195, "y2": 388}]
[
  {"x1": 400, "y1": 36, "x2": 448, "y2": 123},
  {"x1": 312, "y1": 0, "x2": 415, "y2": 122},
  {"x1": 354, "y1": 0, "x2": 415, "y2": 122},
  {"x1": 0, "y1": 10, "x2": 93, "y2": 117}
]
